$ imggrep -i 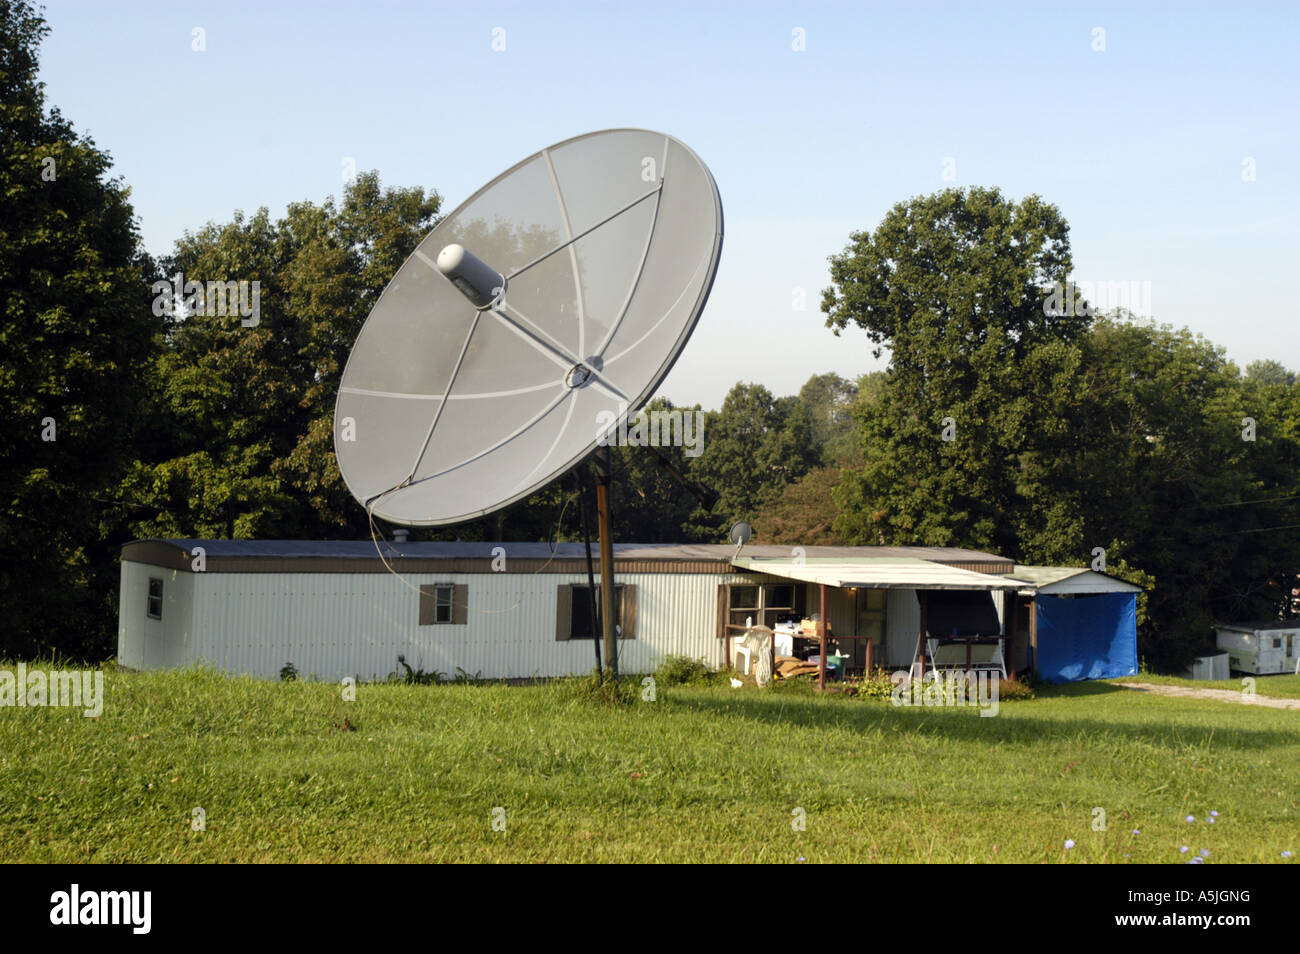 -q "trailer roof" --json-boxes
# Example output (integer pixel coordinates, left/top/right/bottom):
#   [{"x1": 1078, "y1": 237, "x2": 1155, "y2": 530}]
[
  {"x1": 120, "y1": 539, "x2": 1013, "y2": 575},
  {"x1": 1005, "y1": 565, "x2": 1144, "y2": 594},
  {"x1": 1214, "y1": 620, "x2": 1300, "y2": 633}
]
